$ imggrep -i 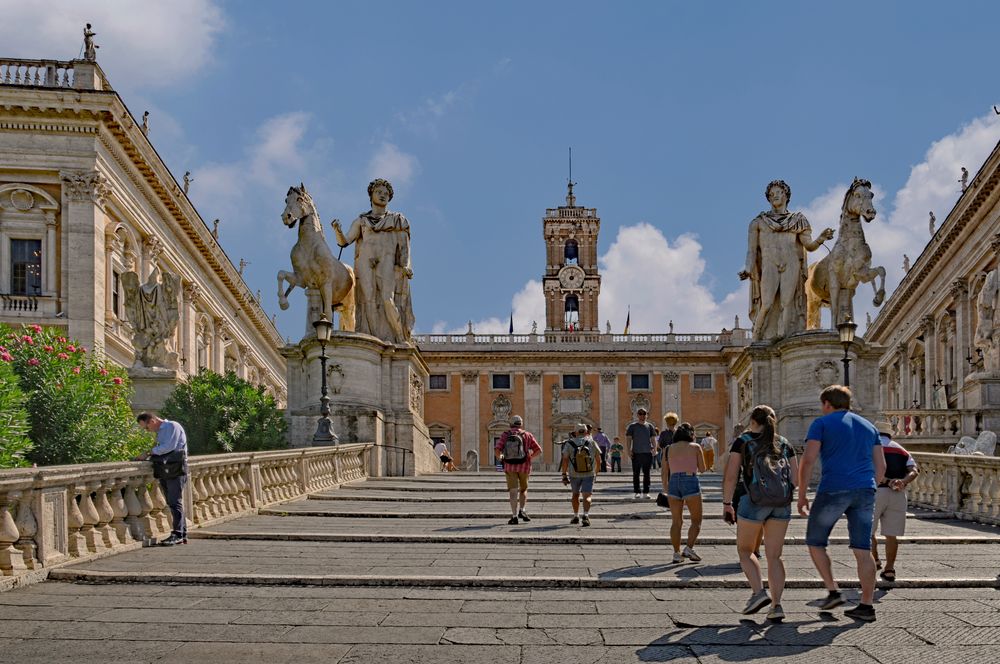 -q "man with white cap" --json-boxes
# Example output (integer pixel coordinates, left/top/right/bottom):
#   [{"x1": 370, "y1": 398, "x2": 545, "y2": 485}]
[
  {"x1": 495, "y1": 415, "x2": 542, "y2": 525},
  {"x1": 871, "y1": 420, "x2": 919, "y2": 583},
  {"x1": 560, "y1": 423, "x2": 602, "y2": 526}
]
